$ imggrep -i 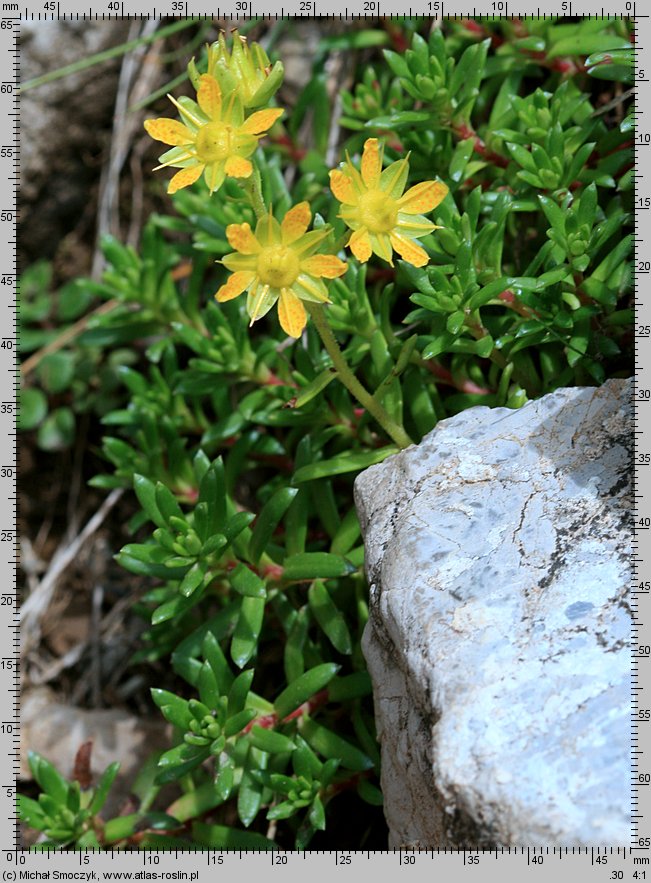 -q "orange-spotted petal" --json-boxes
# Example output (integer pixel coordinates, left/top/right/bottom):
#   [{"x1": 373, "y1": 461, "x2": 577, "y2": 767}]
[
  {"x1": 144, "y1": 118, "x2": 193, "y2": 146},
  {"x1": 329, "y1": 169, "x2": 358, "y2": 206},
  {"x1": 225, "y1": 155, "x2": 253, "y2": 178},
  {"x1": 197, "y1": 74, "x2": 222, "y2": 119},
  {"x1": 281, "y1": 202, "x2": 311, "y2": 244},
  {"x1": 390, "y1": 232, "x2": 430, "y2": 267},
  {"x1": 348, "y1": 228, "x2": 372, "y2": 263},
  {"x1": 226, "y1": 222, "x2": 261, "y2": 254},
  {"x1": 302, "y1": 254, "x2": 347, "y2": 279},
  {"x1": 240, "y1": 107, "x2": 284, "y2": 135},
  {"x1": 168, "y1": 164, "x2": 204, "y2": 194},
  {"x1": 398, "y1": 181, "x2": 449, "y2": 214},
  {"x1": 361, "y1": 138, "x2": 381, "y2": 187},
  {"x1": 215, "y1": 271, "x2": 255, "y2": 302},
  {"x1": 278, "y1": 288, "x2": 307, "y2": 338}
]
